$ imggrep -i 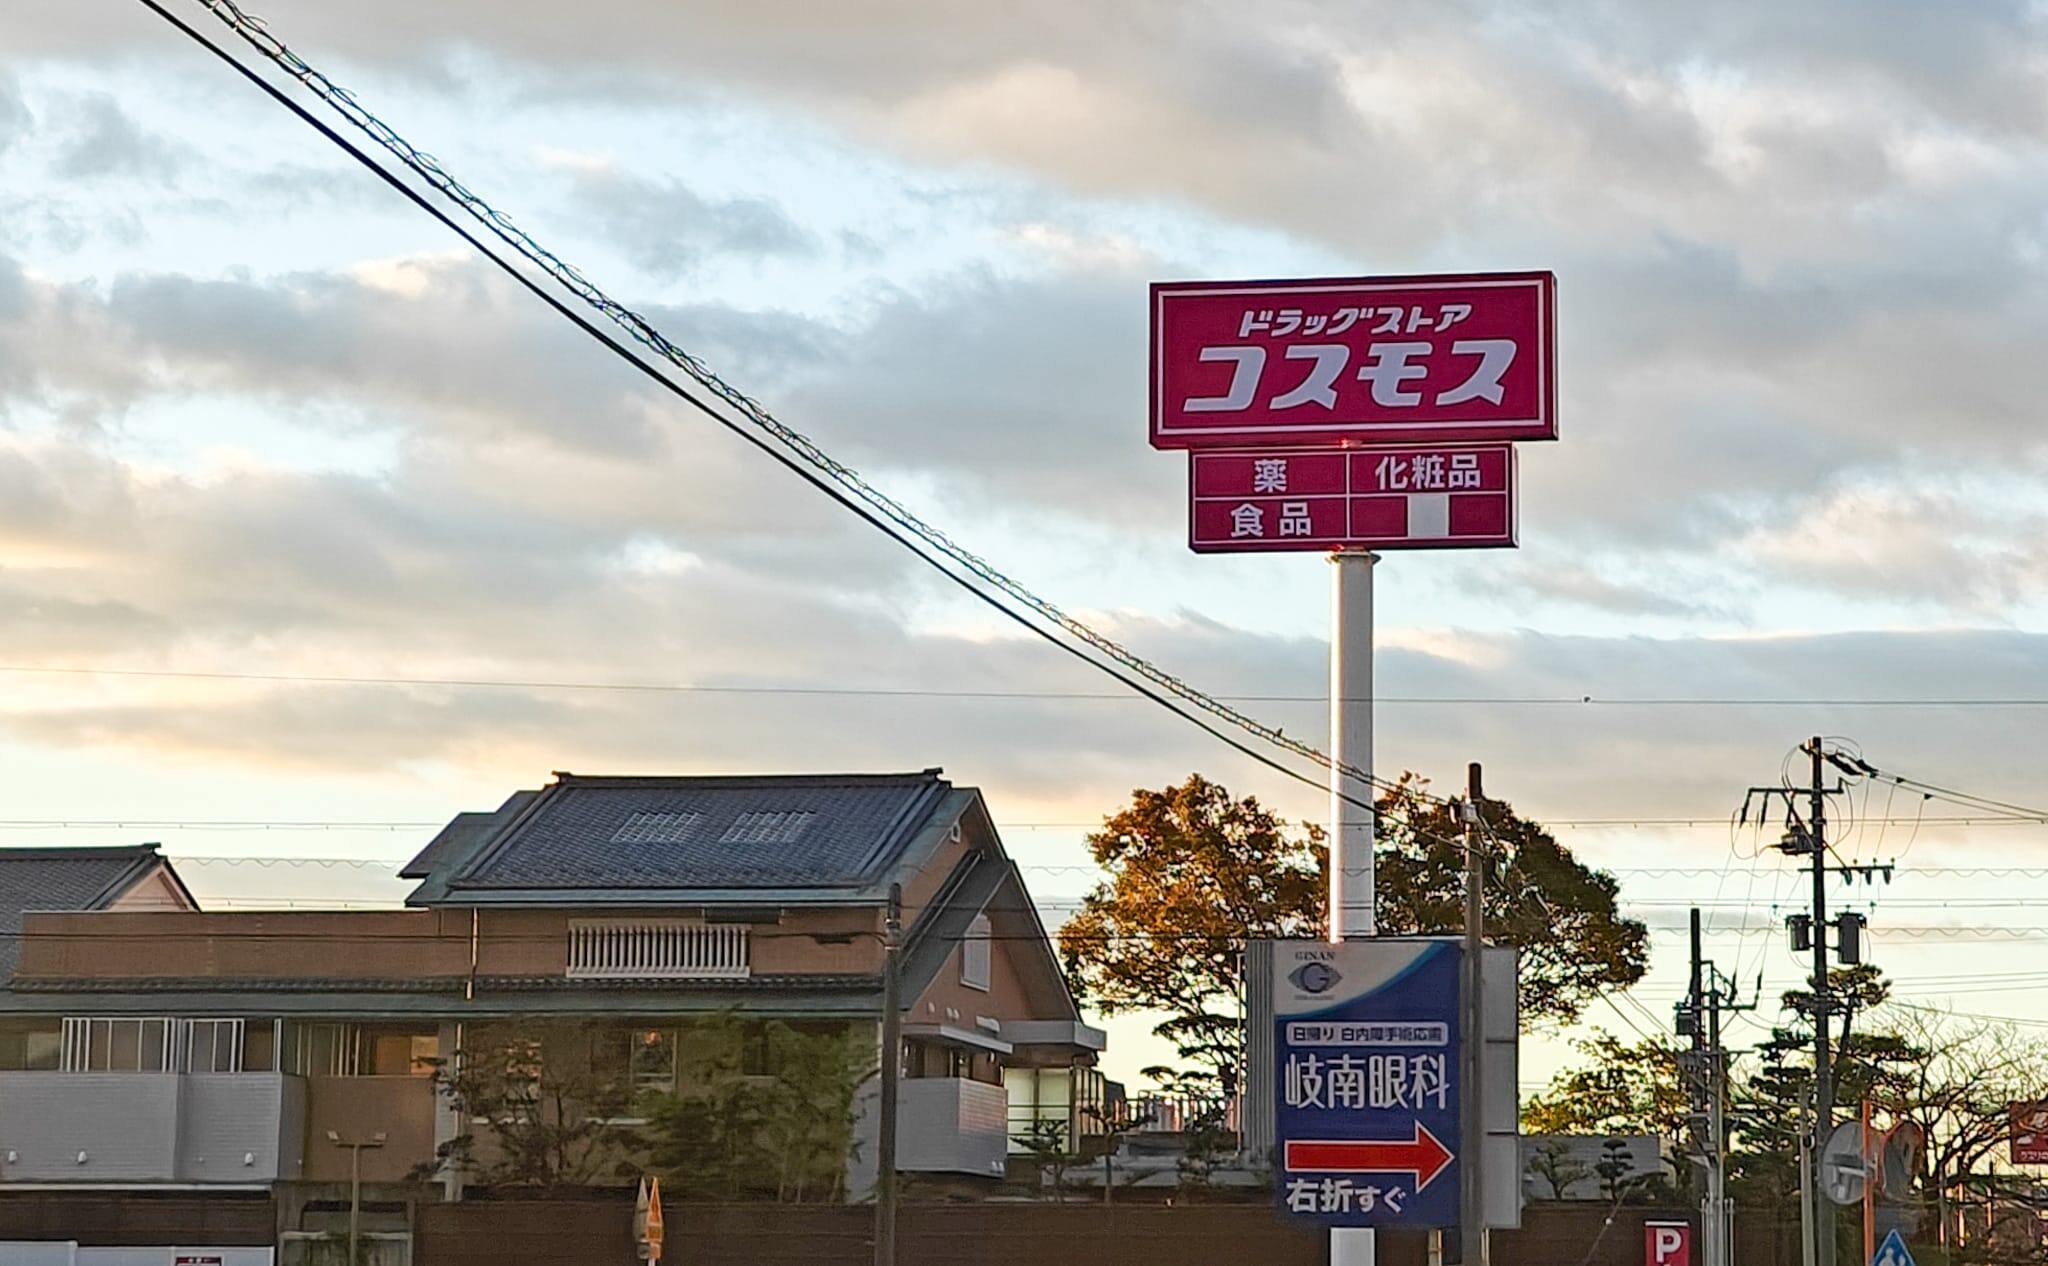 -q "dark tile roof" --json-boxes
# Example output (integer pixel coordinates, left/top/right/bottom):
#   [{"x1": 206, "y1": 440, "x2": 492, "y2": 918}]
[
  {"x1": 410, "y1": 770, "x2": 955, "y2": 902},
  {"x1": 0, "y1": 845, "x2": 183, "y2": 980}
]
